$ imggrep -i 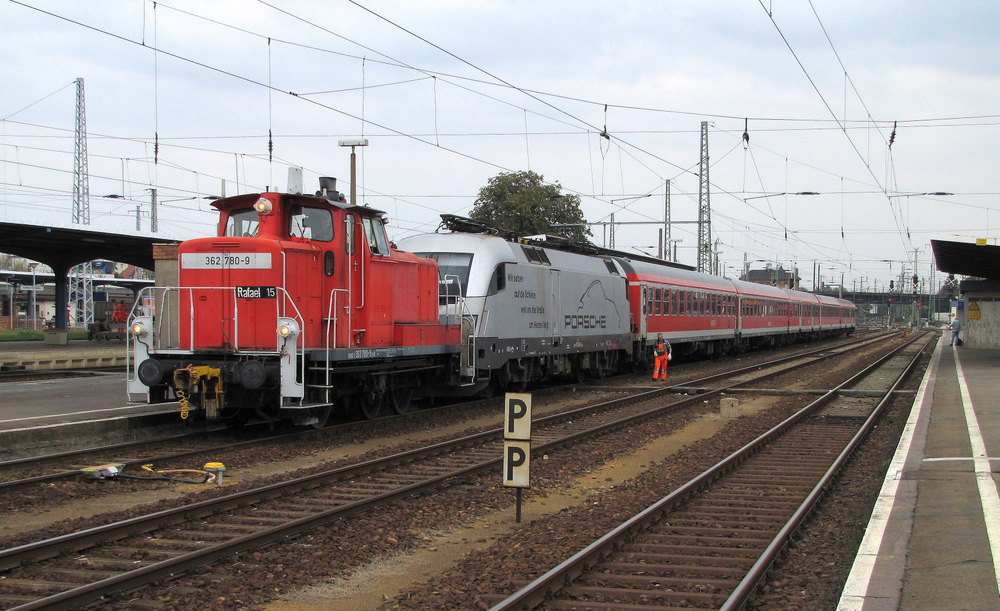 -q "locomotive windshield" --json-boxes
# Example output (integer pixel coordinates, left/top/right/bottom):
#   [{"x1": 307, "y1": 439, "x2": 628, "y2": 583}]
[
  {"x1": 362, "y1": 217, "x2": 391, "y2": 255},
  {"x1": 288, "y1": 206, "x2": 334, "y2": 242},
  {"x1": 416, "y1": 252, "x2": 473, "y2": 297},
  {"x1": 224, "y1": 208, "x2": 260, "y2": 237}
]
